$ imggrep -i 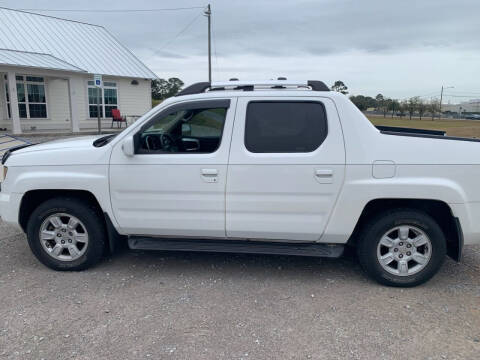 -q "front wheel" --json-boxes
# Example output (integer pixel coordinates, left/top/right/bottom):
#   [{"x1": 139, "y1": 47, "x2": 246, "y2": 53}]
[
  {"x1": 27, "y1": 197, "x2": 106, "y2": 271},
  {"x1": 357, "y1": 209, "x2": 446, "y2": 287}
]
